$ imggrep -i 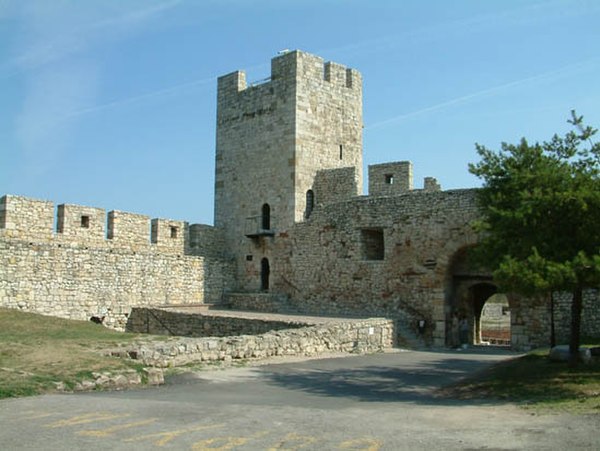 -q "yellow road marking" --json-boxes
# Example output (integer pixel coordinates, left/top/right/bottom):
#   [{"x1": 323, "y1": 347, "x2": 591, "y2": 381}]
[
  {"x1": 45, "y1": 412, "x2": 131, "y2": 428},
  {"x1": 267, "y1": 432, "x2": 318, "y2": 450},
  {"x1": 123, "y1": 423, "x2": 225, "y2": 447},
  {"x1": 192, "y1": 431, "x2": 269, "y2": 450},
  {"x1": 338, "y1": 437, "x2": 383, "y2": 451},
  {"x1": 78, "y1": 418, "x2": 157, "y2": 437}
]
